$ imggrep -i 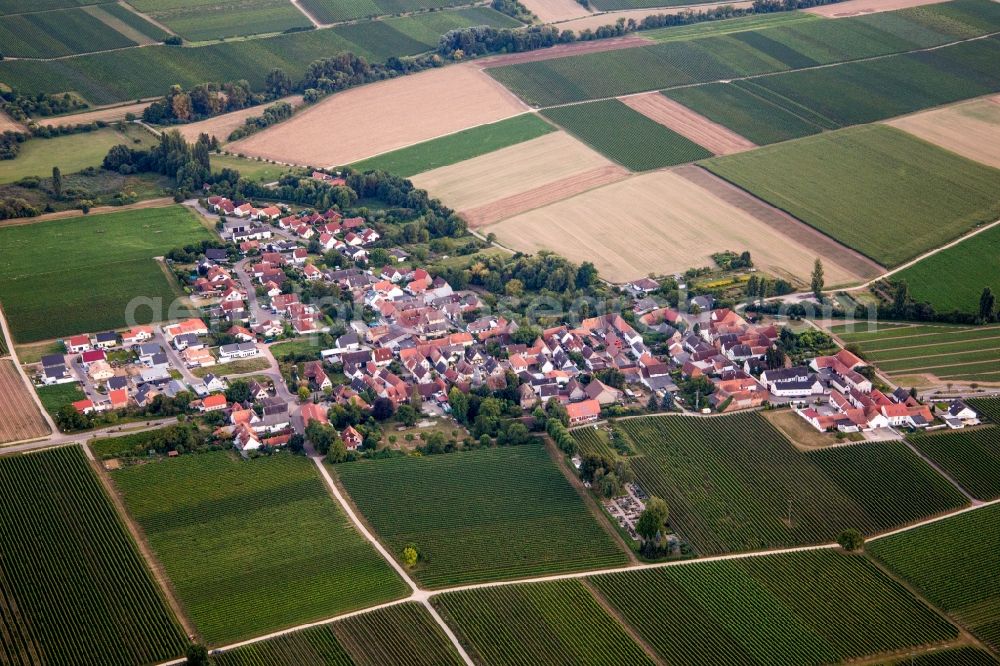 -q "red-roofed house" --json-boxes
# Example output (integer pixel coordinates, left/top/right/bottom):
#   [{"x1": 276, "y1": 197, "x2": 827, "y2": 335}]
[
  {"x1": 342, "y1": 426, "x2": 363, "y2": 450},
  {"x1": 301, "y1": 402, "x2": 329, "y2": 427},
  {"x1": 200, "y1": 394, "x2": 227, "y2": 412},
  {"x1": 67, "y1": 335, "x2": 91, "y2": 353},
  {"x1": 566, "y1": 399, "x2": 601, "y2": 425}
]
